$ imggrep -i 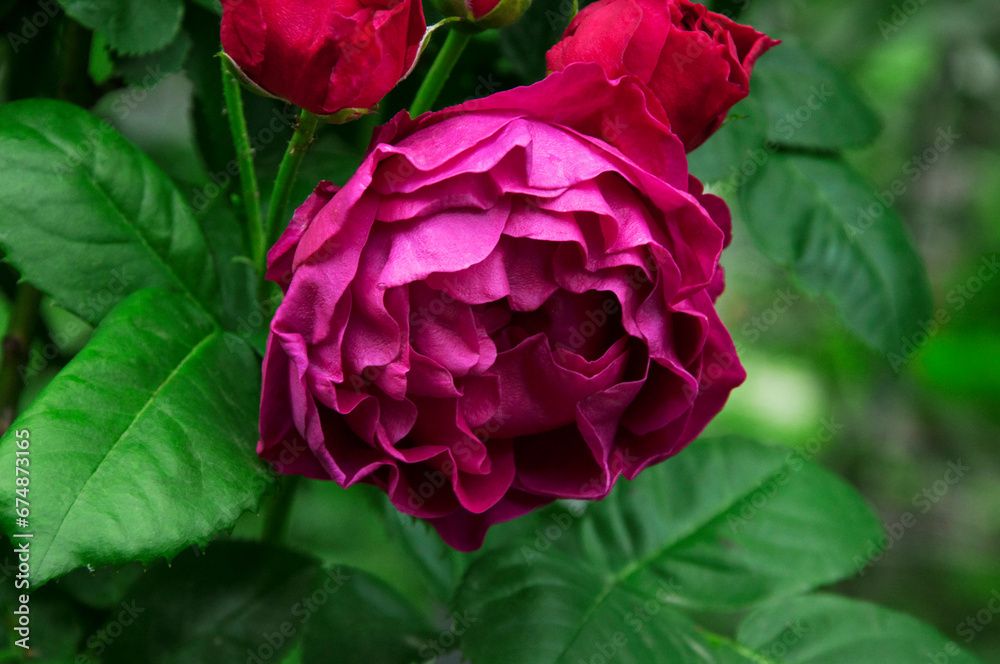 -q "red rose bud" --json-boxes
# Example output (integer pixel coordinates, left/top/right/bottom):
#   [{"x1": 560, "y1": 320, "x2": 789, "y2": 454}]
[
  {"x1": 546, "y1": 0, "x2": 779, "y2": 151},
  {"x1": 433, "y1": 0, "x2": 531, "y2": 29},
  {"x1": 221, "y1": 0, "x2": 427, "y2": 117}
]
